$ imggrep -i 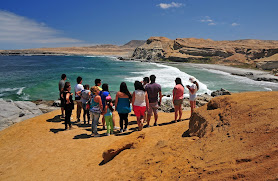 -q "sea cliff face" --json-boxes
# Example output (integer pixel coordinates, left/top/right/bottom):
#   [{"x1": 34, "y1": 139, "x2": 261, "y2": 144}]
[{"x1": 132, "y1": 37, "x2": 278, "y2": 70}]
